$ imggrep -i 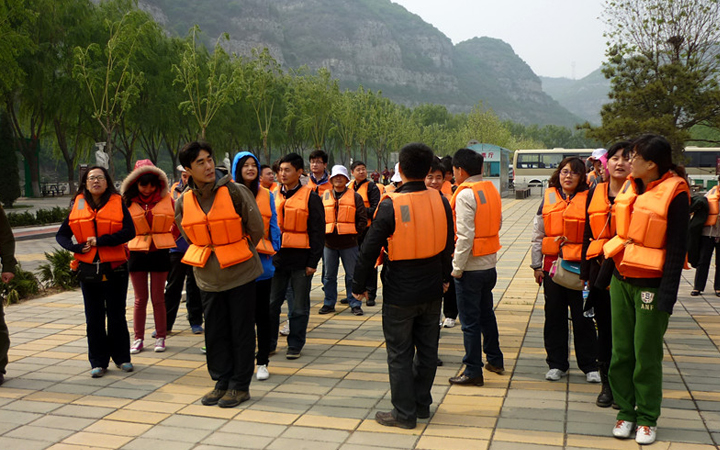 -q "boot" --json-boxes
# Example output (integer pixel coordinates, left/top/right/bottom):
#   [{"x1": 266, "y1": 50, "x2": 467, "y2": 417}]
[{"x1": 596, "y1": 363, "x2": 613, "y2": 408}]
